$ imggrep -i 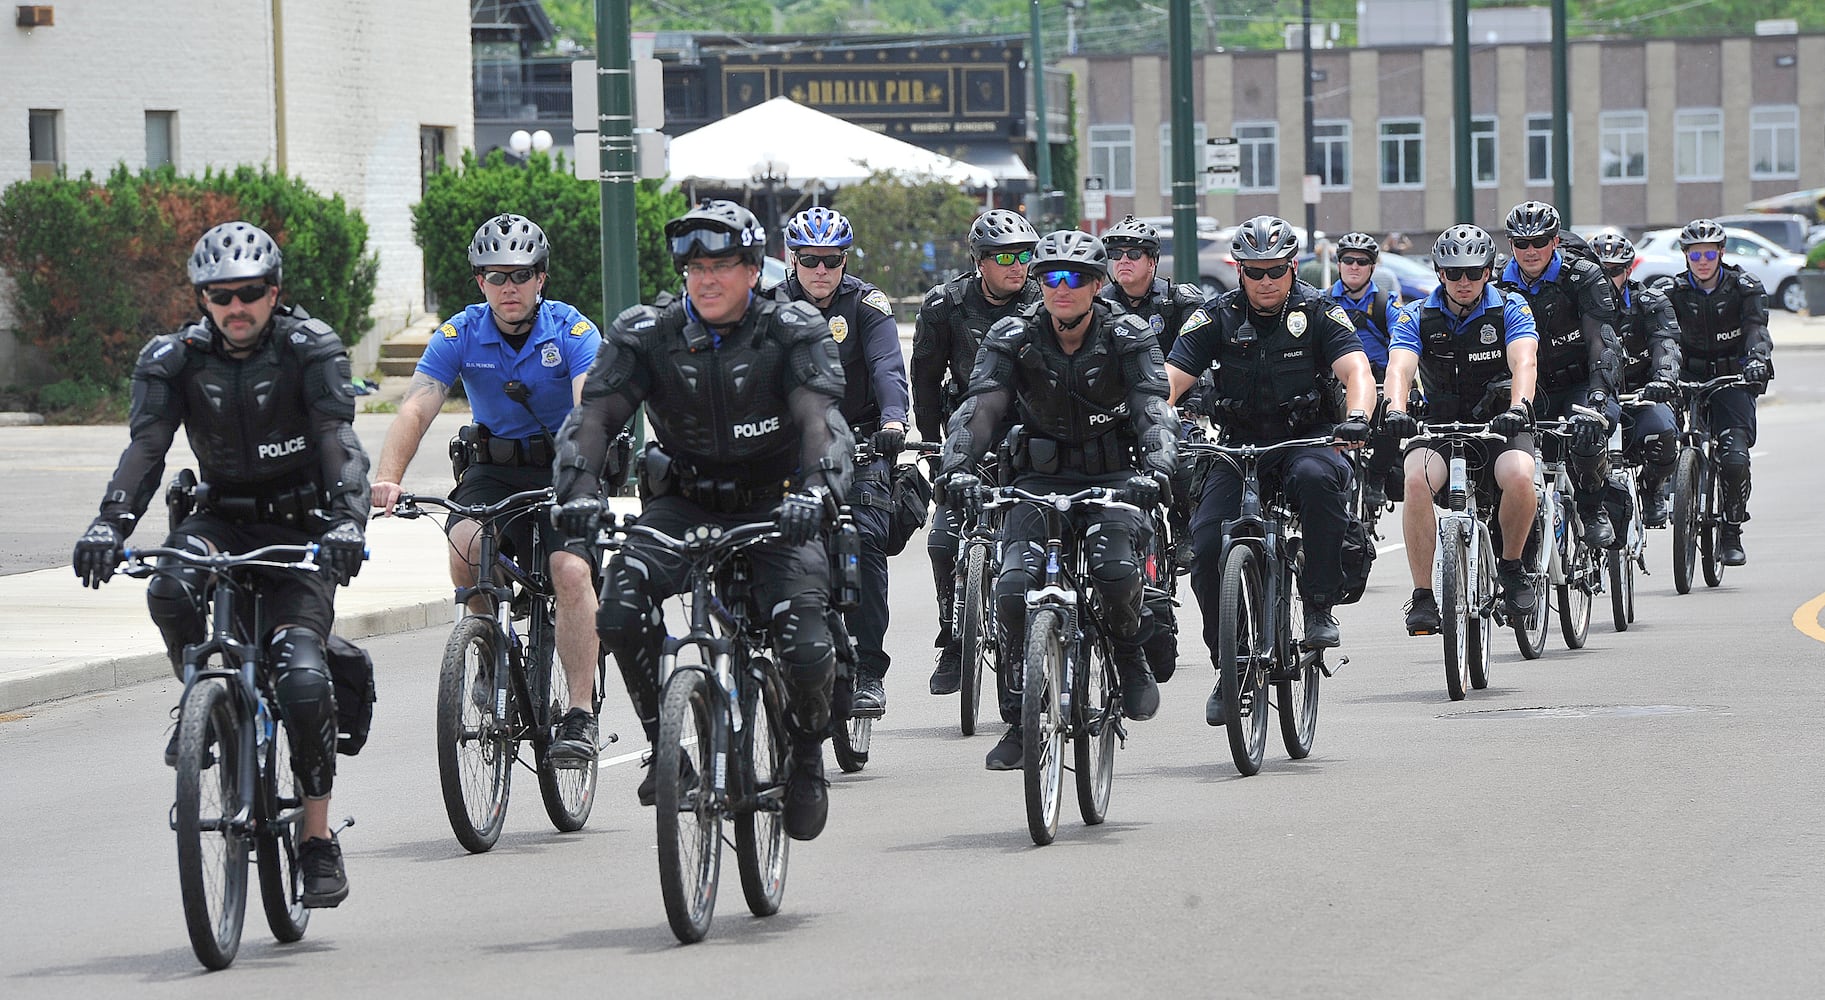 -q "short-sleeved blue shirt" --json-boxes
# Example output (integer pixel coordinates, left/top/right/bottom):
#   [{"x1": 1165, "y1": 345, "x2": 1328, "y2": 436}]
[
  {"x1": 1388, "y1": 284, "x2": 1537, "y2": 356},
  {"x1": 417, "y1": 299, "x2": 602, "y2": 440}
]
